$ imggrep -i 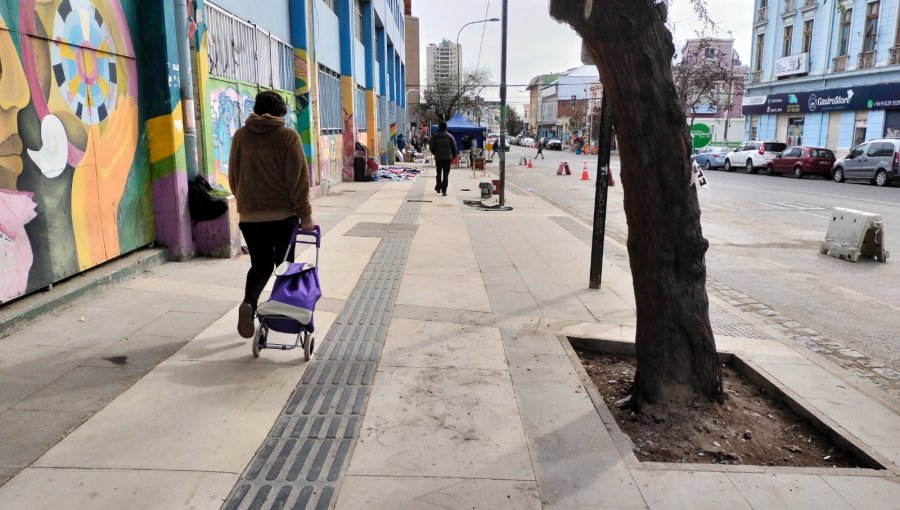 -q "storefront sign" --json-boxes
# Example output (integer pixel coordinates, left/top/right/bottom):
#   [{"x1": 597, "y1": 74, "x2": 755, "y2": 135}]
[
  {"x1": 691, "y1": 123, "x2": 712, "y2": 149},
  {"x1": 774, "y1": 53, "x2": 809, "y2": 77},
  {"x1": 742, "y1": 82, "x2": 900, "y2": 115}
]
